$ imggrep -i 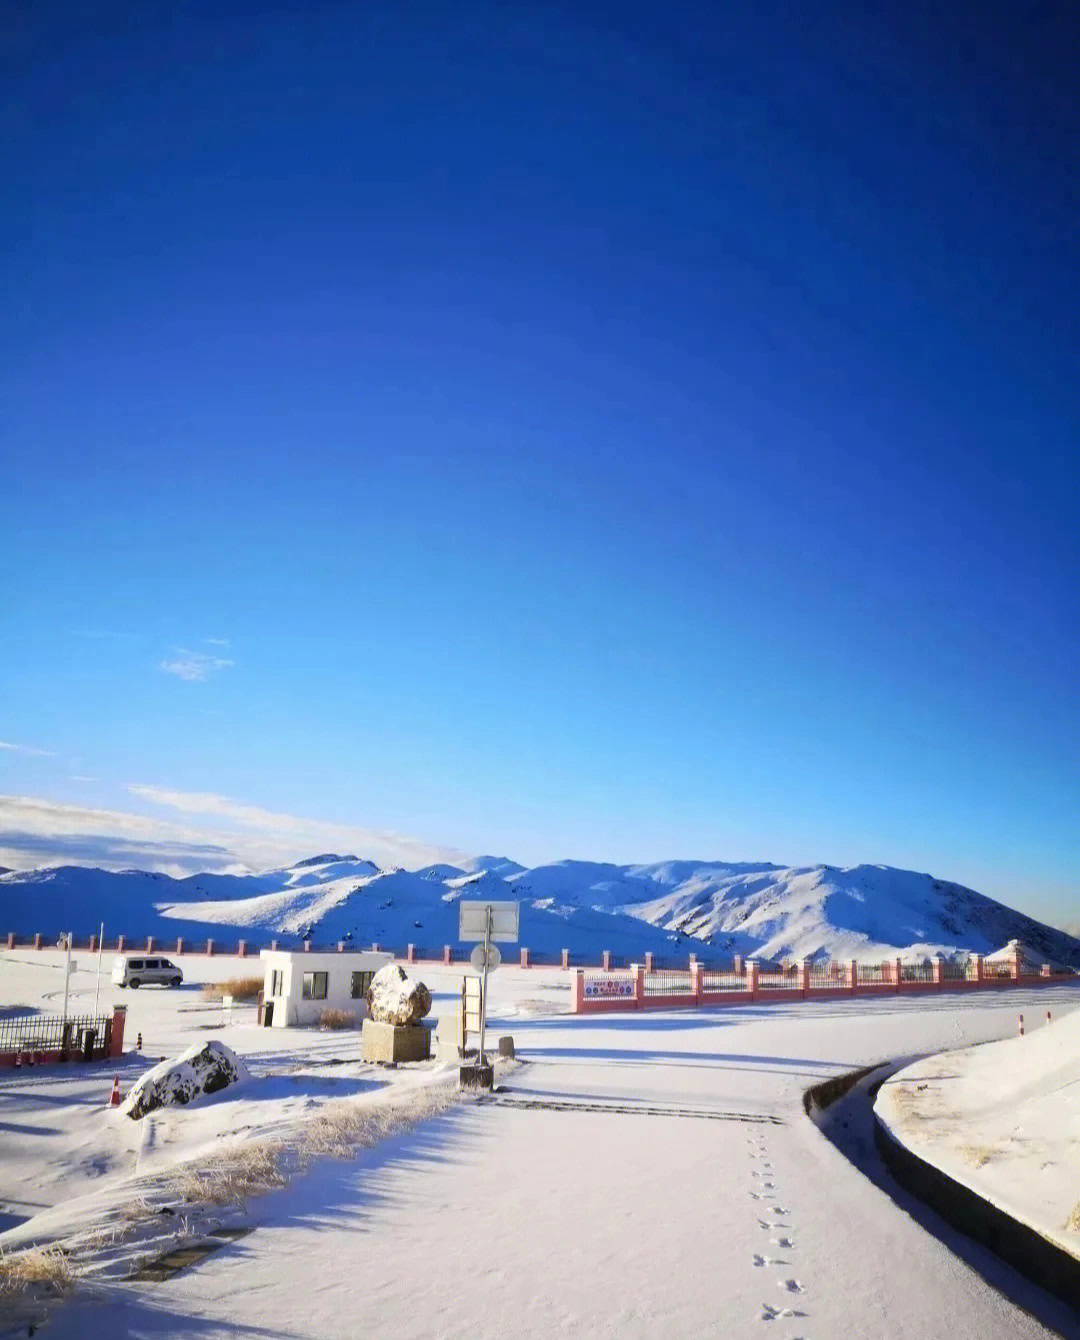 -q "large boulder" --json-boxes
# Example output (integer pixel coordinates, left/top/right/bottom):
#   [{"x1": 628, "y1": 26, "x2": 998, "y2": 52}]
[
  {"x1": 121, "y1": 1040, "x2": 250, "y2": 1120},
  {"x1": 365, "y1": 963, "x2": 432, "y2": 1026}
]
